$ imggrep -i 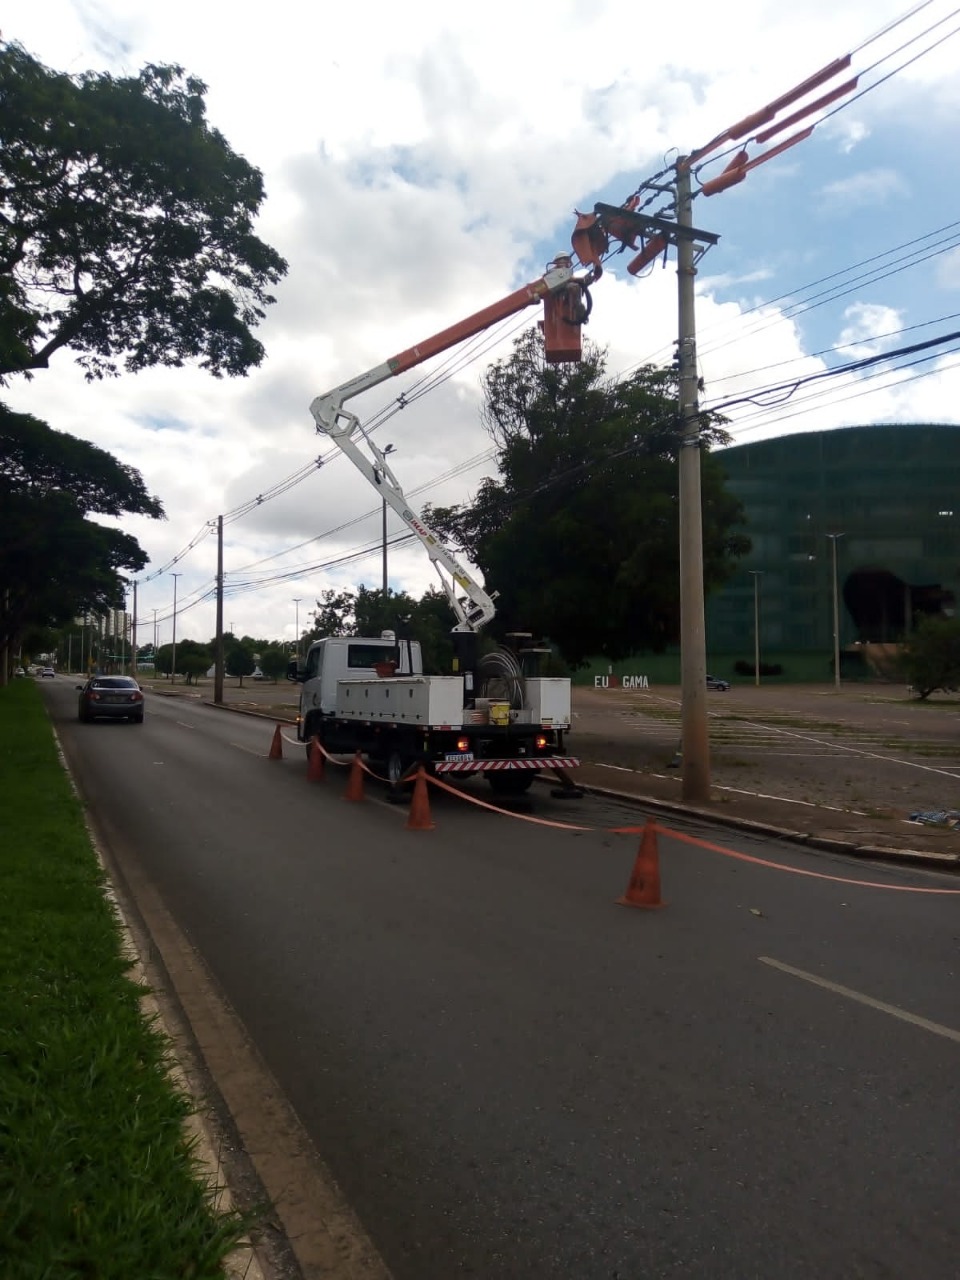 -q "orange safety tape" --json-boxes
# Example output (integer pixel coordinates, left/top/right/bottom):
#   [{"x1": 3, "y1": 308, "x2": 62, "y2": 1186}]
[
  {"x1": 311, "y1": 739, "x2": 406, "y2": 785},
  {"x1": 293, "y1": 742, "x2": 960, "y2": 892},
  {"x1": 427, "y1": 772, "x2": 592, "y2": 831},
  {"x1": 650, "y1": 822, "x2": 960, "y2": 894}
]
